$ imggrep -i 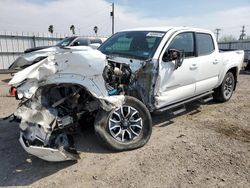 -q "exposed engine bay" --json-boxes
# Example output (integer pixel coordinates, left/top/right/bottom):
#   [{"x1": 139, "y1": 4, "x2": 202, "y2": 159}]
[{"x1": 103, "y1": 60, "x2": 134, "y2": 95}]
